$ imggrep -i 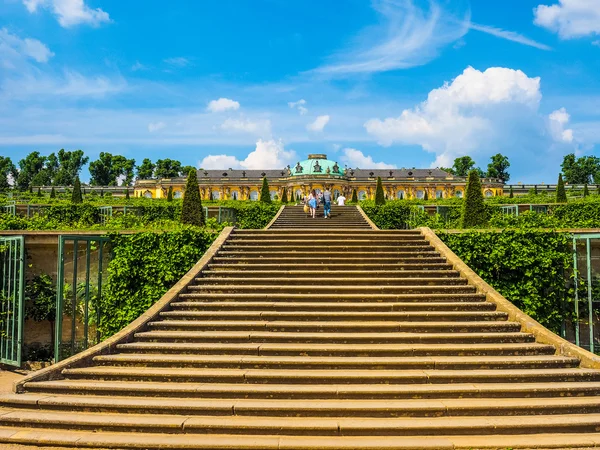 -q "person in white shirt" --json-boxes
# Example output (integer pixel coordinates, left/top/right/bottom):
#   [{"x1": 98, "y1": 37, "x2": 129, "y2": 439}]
[{"x1": 337, "y1": 195, "x2": 346, "y2": 206}]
